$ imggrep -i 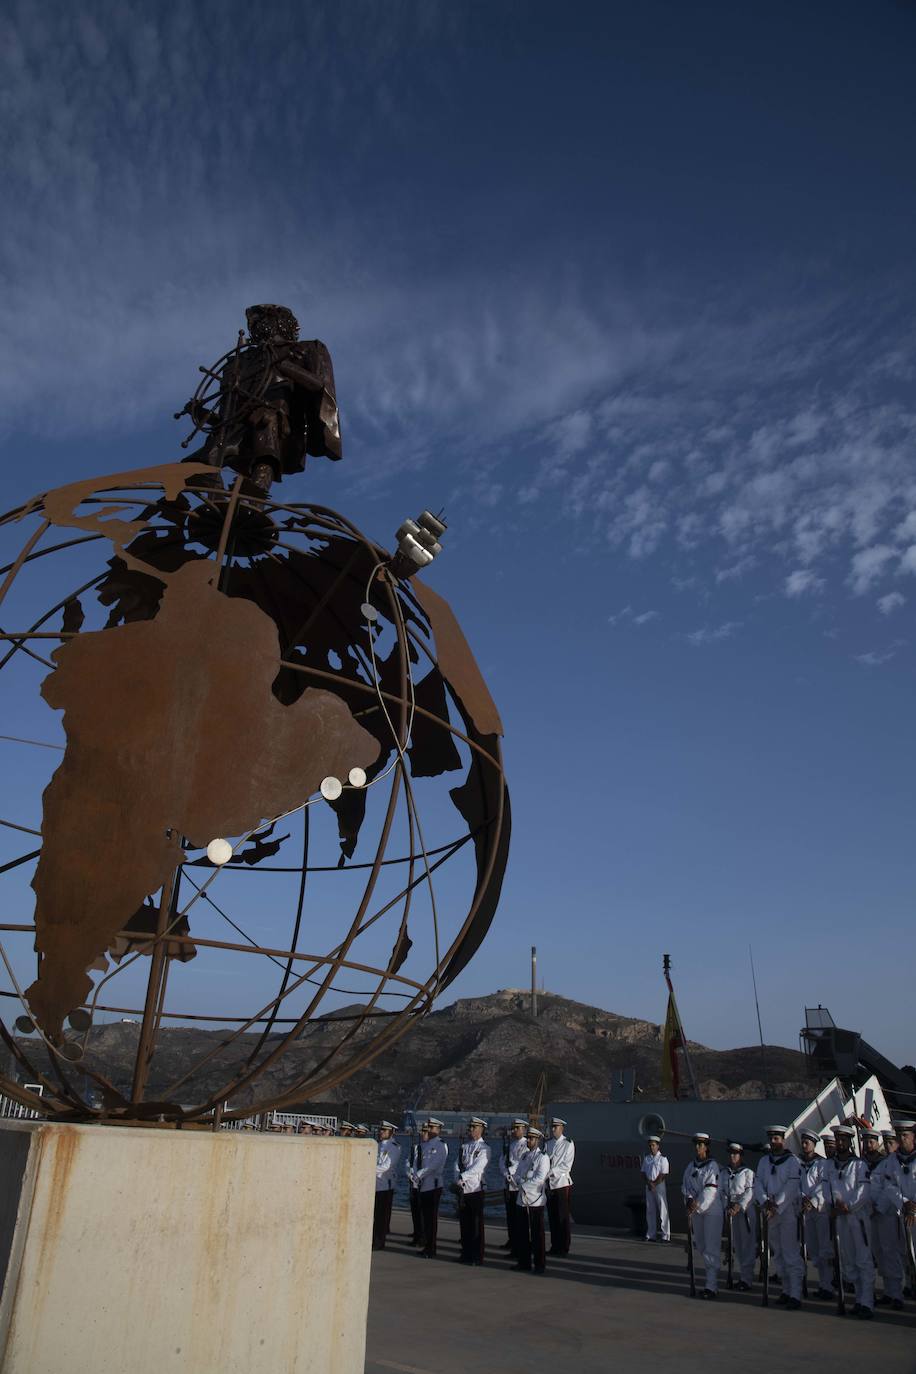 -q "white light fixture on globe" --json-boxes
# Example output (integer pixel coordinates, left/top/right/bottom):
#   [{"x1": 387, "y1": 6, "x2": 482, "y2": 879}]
[
  {"x1": 348, "y1": 767, "x2": 367, "y2": 788},
  {"x1": 207, "y1": 838, "x2": 233, "y2": 866},
  {"x1": 320, "y1": 776, "x2": 343, "y2": 801}
]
